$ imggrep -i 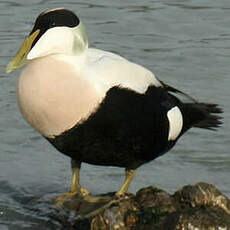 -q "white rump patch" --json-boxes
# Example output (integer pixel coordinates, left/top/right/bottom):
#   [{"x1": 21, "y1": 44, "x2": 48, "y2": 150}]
[{"x1": 167, "y1": 106, "x2": 183, "y2": 141}]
